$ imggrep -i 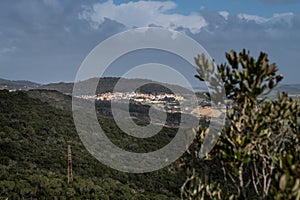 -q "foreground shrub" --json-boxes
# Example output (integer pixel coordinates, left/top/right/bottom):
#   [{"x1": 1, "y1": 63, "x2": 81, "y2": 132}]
[{"x1": 181, "y1": 50, "x2": 300, "y2": 200}]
